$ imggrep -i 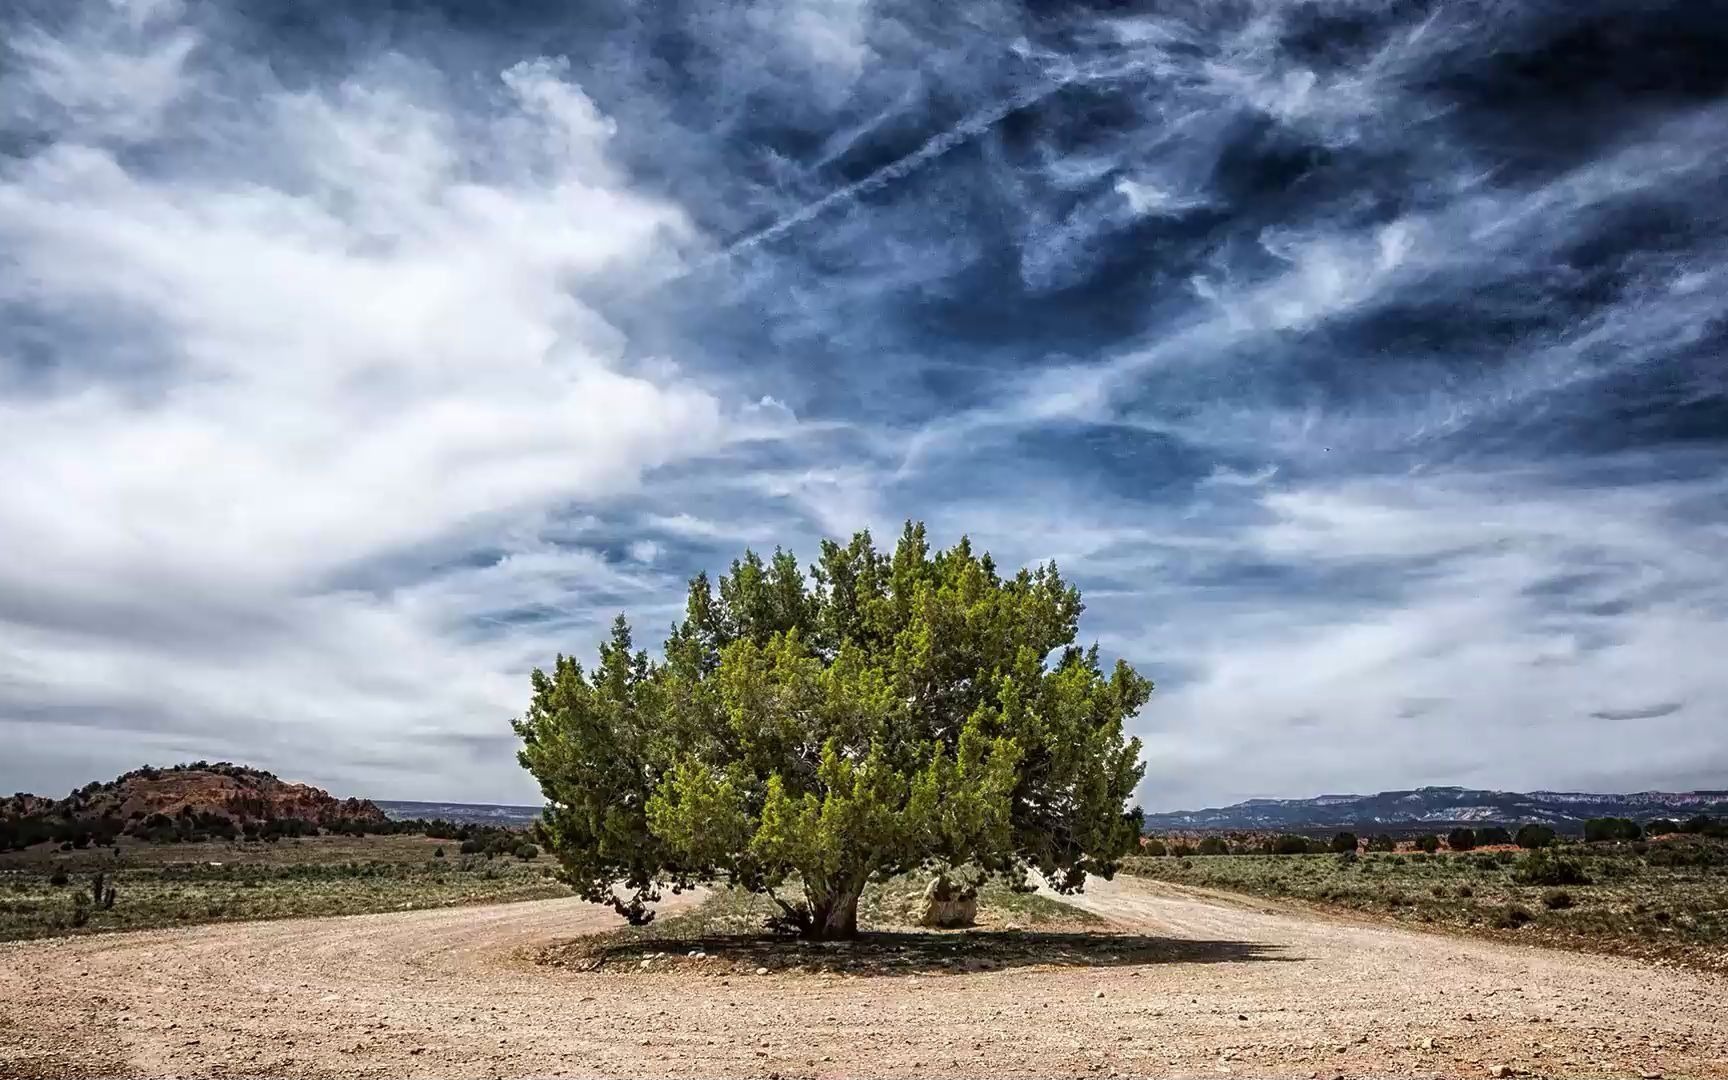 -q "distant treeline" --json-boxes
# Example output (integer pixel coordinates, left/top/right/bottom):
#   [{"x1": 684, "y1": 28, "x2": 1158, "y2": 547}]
[
  {"x1": 1143, "y1": 815, "x2": 1728, "y2": 857},
  {"x1": 0, "y1": 808, "x2": 536, "y2": 853}
]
